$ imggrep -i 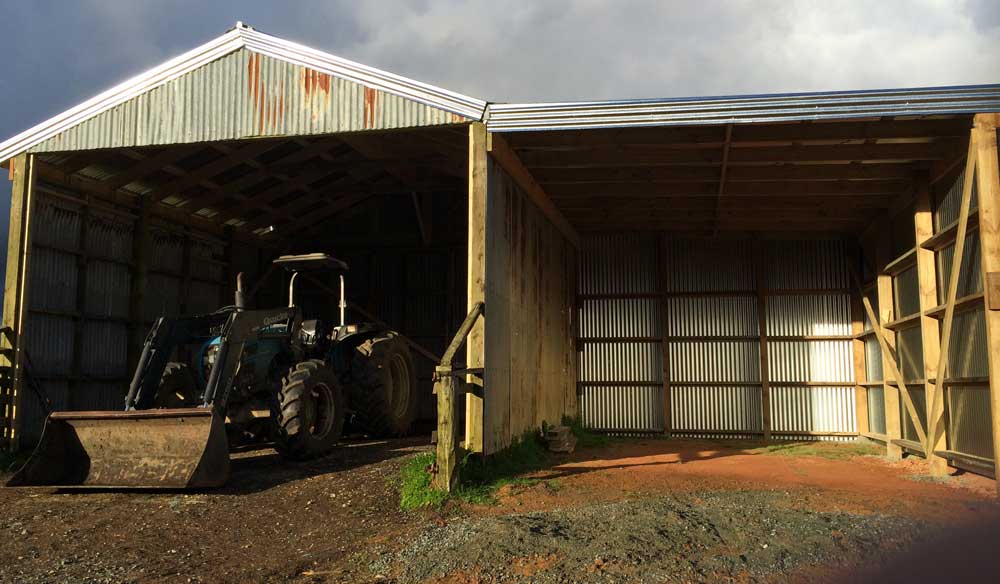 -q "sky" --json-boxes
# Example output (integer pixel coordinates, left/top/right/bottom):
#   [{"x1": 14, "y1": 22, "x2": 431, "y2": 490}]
[{"x1": 0, "y1": 0, "x2": 998, "y2": 283}]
